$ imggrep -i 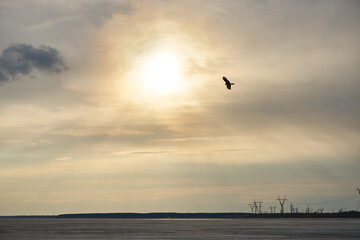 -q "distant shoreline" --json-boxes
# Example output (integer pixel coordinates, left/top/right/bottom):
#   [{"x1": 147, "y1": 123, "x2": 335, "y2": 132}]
[{"x1": 1, "y1": 211, "x2": 360, "y2": 219}]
